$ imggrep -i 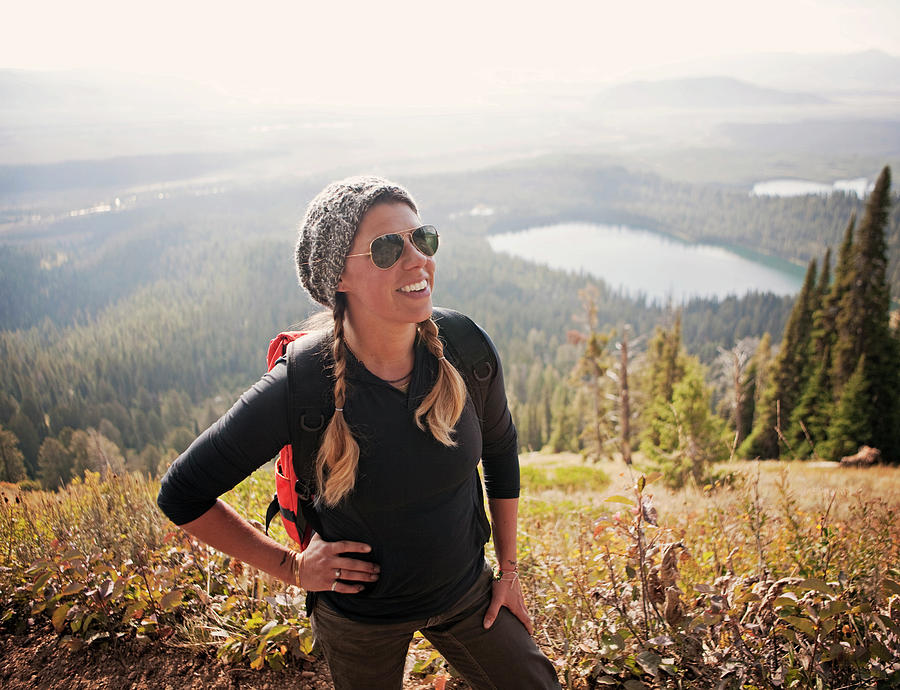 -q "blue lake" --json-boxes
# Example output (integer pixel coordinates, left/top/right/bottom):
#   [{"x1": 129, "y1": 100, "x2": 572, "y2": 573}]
[{"x1": 487, "y1": 223, "x2": 805, "y2": 302}]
